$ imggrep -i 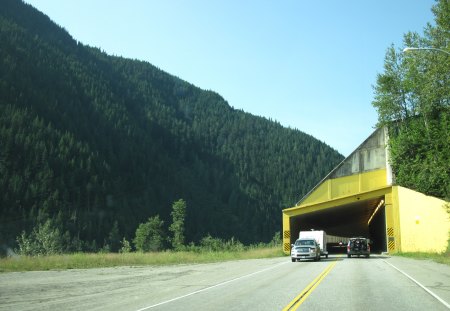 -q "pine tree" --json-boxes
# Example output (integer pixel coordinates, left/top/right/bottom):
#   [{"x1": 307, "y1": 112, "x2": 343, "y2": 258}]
[{"x1": 169, "y1": 199, "x2": 186, "y2": 250}]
